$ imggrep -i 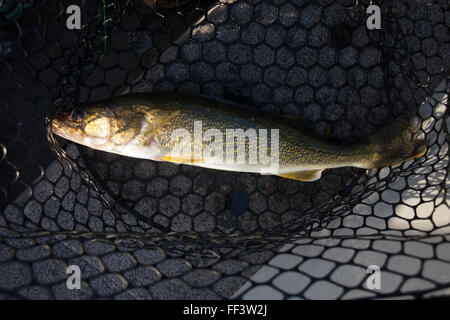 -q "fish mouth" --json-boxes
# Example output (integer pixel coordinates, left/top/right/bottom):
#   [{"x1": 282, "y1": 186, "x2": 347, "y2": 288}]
[
  {"x1": 50, "y1": 118, "x2": 61, "y2": 134},
  {"x1": 48, "y1": 112, "x2": 85, "y2": 145},
  {"x1": 49, "y1": 117, "x2": 68, "y2": 137},
  {"x1": 48, "y1": 110, "x2": 69, "y2": 129}
]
